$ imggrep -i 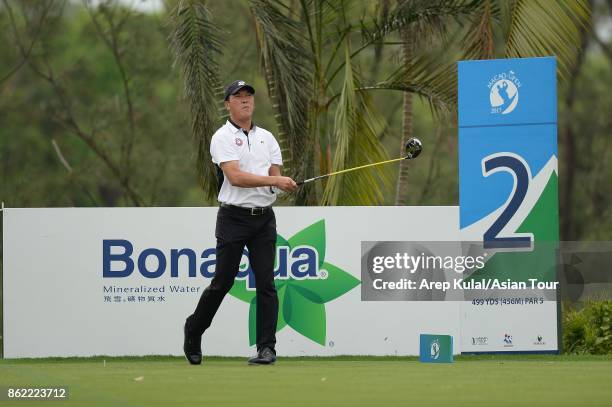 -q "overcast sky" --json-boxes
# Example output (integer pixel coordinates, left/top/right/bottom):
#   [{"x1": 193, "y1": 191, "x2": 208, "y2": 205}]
[{"x1": 87, "y1": 0, "x2": 164, "y2": 13}]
